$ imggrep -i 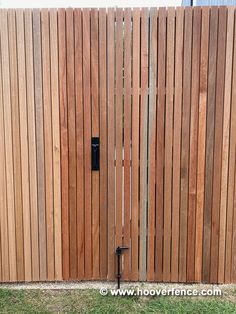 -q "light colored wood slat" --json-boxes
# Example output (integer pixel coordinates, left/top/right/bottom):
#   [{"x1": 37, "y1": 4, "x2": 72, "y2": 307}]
[
  {"x1": 115, "y1": 8, "x2": 123, "y2": 250},
  {"x1": 123, "y1": 8, "x2": 131, "y2": 280},
  {"x1": 99, "y1": 8, "x2": 108, "y2": 279},
  {"x1": 83, "y1": 8, "x2": 92, "y2": 279},
  {"x1": 0, "y1": 33, "x2": 10, "y2": 282},
  {"x1": 131, "y1": 8, "x2": 140, "y2": 282},
  {"x1": 107, "y1": 8, "x2": 115, "y2": 280},
  {"x1": 147, "y1": 7, "x2": 157, "y2": 282},
  {"x1": 66, "y1": 8, "x2": 77, "y2": 280},
  {"x1": 0, "y1": 9, "x2": 17, "y2": 282},
  {"x1": 218, "y1": 7, "x2": 234, "y2": 284},
  {"x1": 41, "y1": 8, "x2": 54, "y2": 281},
  {"x1": 195, "y1": 7, "x2": 209, "y2": 283},
  {"x1": 58, "y1": 9, "x2": 69, "y2": 280},
  {"x1": 187, "y1": 7, "x2": 201, "y2": 283},
  {"x1": 16, "y1": 9, "x2": 33, "y2": 282},
  {"x1": 231, "y1": 157, "x2": 236, "y2": 282},
  {"x1": 74, "y1": 8, "x2": 84, "y2": 280},
  {"x1": 8, "y1": 9, "x2": 24, "y2": 281},
  {"x1": 225, "y1": 8, "x2": 236, "y2": 283},
  {"x1": 171, "y1": 7, "x2": 184, "y2": 283},
  {"x1": 33, "y1": 9, "x2": 47, "y2": 281},
  {"x1": 139, "y1": 7, "x2": 149, "y2": 282},
  {"x1": 179, "y1": 7, "x2": 192, "y2": 283},
  {"x1": 210, "y1": 7, "x2": 227, "y2": 283},
  {"x1": 203, "y1": 7, "x2": 218, "y2": 283},
  {"x1": 91, "y1": 8, "x2": 100, "y2": 279},
  {"x1": 25, "y1": 9, "x2": 40, "y2": 281},
  {"x1": 156, "y1": 7, "x2": 166, "y2": 282},
  {"x1": 50, "y1": 9, "x2": 62, "y2": 281},
  {"x1": 163, "y1": 7, "x2": 175, "y2": 283}
]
